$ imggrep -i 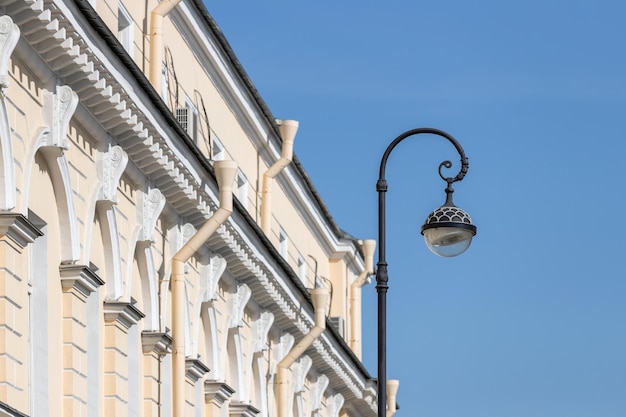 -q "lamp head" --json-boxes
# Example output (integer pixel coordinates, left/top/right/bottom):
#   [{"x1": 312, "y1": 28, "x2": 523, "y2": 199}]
[{"x1": 421, "y1": 204, "x2": 476, "y2": 257}]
